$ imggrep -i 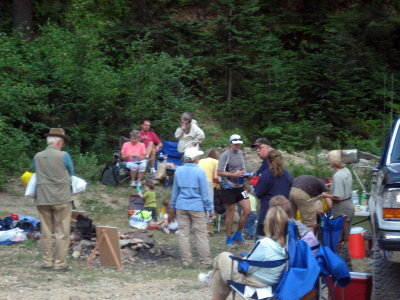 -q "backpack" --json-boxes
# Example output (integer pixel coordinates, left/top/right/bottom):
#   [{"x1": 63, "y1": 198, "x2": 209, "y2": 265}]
[
  {"x1": 214, "y1": 188, "x2": 226, "y2": 214},
  {"x1": 100, "y1": 164, "x2": 119, "y2": 186}
]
